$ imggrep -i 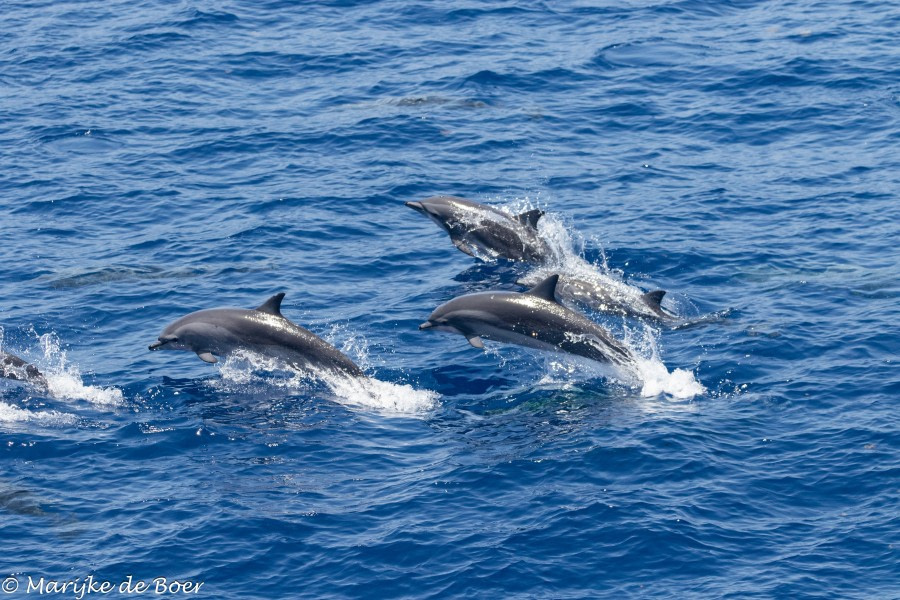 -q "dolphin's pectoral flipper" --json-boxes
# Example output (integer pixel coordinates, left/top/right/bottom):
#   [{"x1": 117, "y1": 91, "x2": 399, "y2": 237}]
[
  {"x1": 197, "y1": 352, "x2": 218, "y2": 364},
  {"x1": 526, "y1": 274, "x2": 561, "y2": 304},
  {"x1": 256, "y1": 293, "x2": 286, "y2": 317},
  {"x1": 451, "y1": 236, "x2": 477, "y2": 257},
  {"x1": 513, "y1": 209, "x2": 544, "y2": 229},
  {"x1": 466, "y1": 335, "x2": 484, "y2": 349}
]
